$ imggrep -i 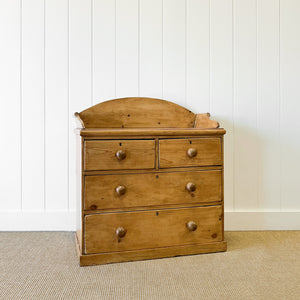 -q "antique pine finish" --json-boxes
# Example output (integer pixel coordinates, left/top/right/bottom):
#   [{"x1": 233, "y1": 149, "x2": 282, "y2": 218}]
[{"x1": 74, "y1": 97, "x2": 226, "y2": 266}]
